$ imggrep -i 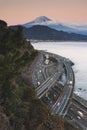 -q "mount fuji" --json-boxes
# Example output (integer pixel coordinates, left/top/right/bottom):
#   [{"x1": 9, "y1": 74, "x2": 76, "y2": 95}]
[{"x1": 23, "y1": 16, "x2": 87, "y2": 35}]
